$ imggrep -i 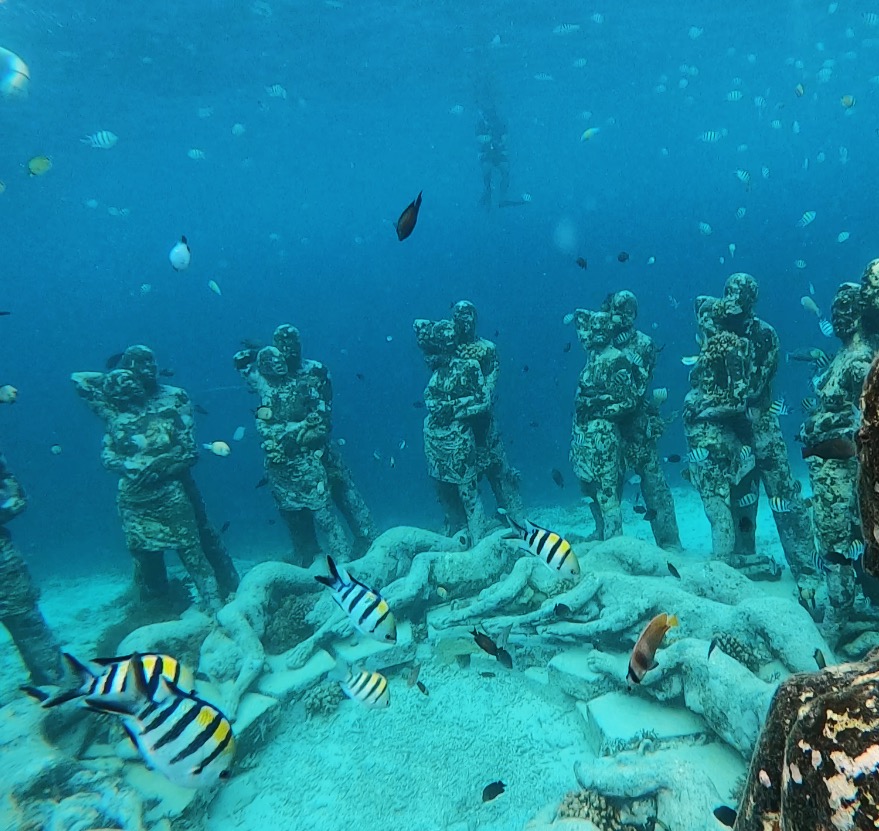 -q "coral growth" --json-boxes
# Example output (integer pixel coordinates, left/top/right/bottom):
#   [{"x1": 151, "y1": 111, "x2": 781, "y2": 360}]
[
  {"x1": 263, "y1": 591, "x2": 317, "y2": 654},
  {"x1": 712, "y1": 632, "x2": 766, "y2": 673},
  {"x1": 302, "y1": 681, "x2": 343, "y2": 719}
]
